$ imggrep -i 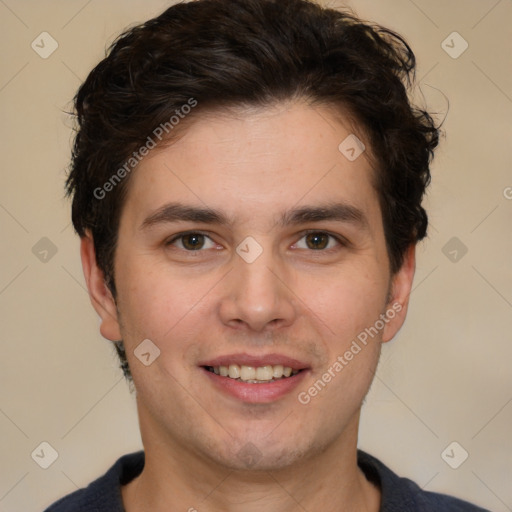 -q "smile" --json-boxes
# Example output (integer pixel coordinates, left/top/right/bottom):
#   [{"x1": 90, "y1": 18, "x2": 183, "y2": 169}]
[
  {"x1": 200, "y1": 354, "x2": 309, "y2": 402},
  {"x1": 205, "y1": 364, "x2": 300, "y2": 383}
]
